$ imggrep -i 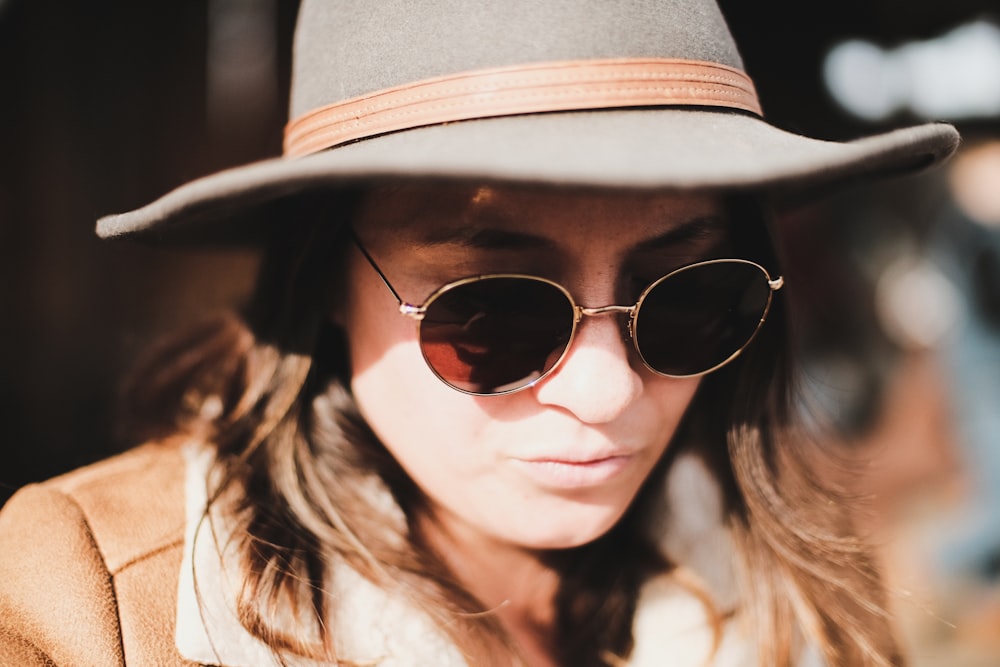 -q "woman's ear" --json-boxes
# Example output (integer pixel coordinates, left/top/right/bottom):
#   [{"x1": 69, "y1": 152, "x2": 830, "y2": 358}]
[
  {"x1": 328, "y1": 301, "x2": 346, "y2": 328},
  {"x1": 323, "y1": 225, "x2": 359, "y2": 330},
  {"x1": 326, "y1": 275, "x2": 348, "y2": 328},
  {"x1": 312, "y1": 187, "x2": 366, "y2": 331}
]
